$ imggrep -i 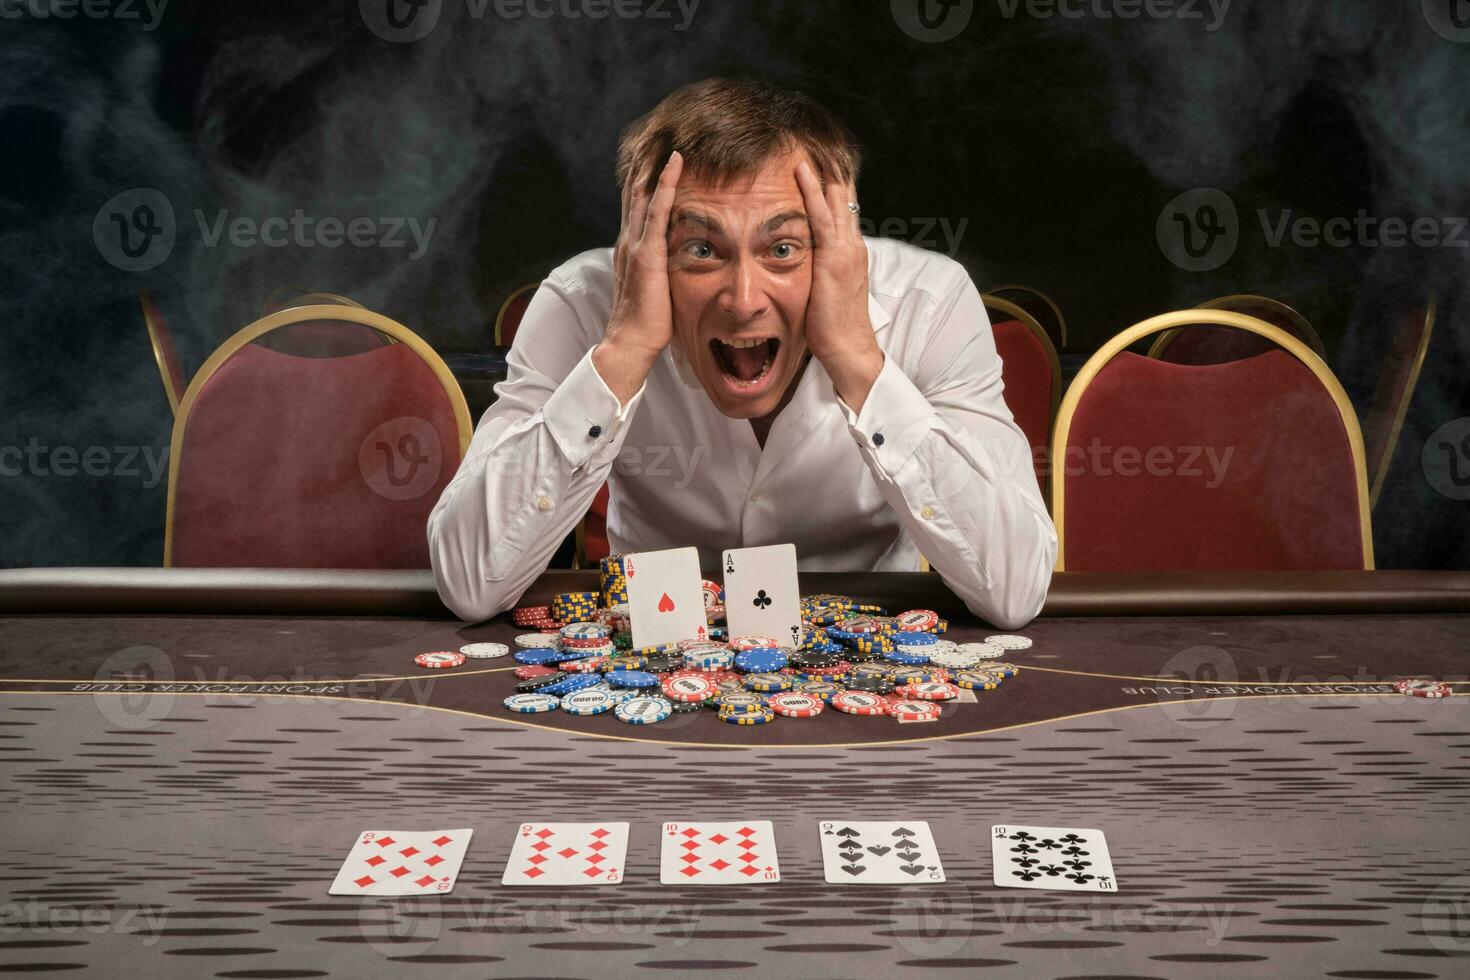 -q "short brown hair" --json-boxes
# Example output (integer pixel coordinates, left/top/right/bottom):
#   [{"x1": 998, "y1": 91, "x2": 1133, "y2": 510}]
[{"x1": 616, "y1": 78, "x2": 861, "y2": 198}]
